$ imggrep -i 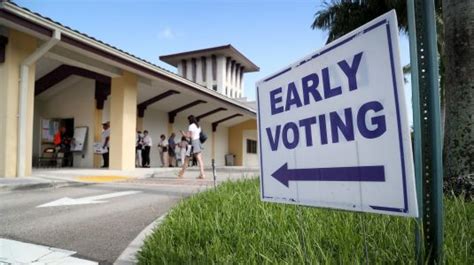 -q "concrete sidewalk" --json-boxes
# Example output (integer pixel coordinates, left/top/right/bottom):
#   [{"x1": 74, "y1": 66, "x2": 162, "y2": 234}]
[{"x1": 1, "y1": 166, "x2": 259, "y2": 191}]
